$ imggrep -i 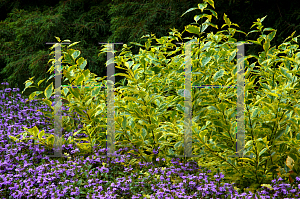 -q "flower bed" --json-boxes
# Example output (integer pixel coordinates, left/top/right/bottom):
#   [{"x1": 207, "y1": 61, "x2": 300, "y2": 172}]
[{"x1": 1, "y1": 82, "x2": 300, "y2": 198}]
